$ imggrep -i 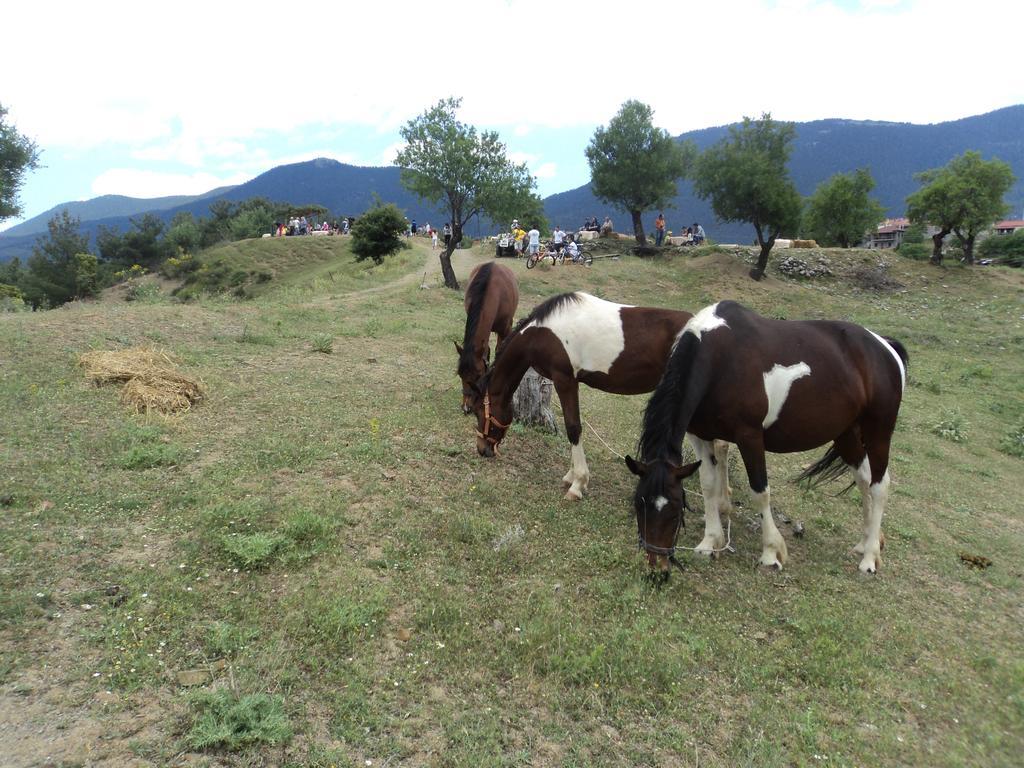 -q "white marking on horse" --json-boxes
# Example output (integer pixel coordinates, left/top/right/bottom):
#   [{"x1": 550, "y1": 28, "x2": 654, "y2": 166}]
[
  {"x1": 762, "y1": 362, "x2": 811, "y2": 429},
  {"x1": 867, "y1": 330, "x2": 906, "y2": 393},
  {"x1": 534, "y1": 293, "x2": 632, "y2": 375},
  {"x1": 681, "y1": 302, "x2": 728, "y2": 341},
  {"x1": 653, "y1": 495, "x2": 669, "y2": 512}
]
